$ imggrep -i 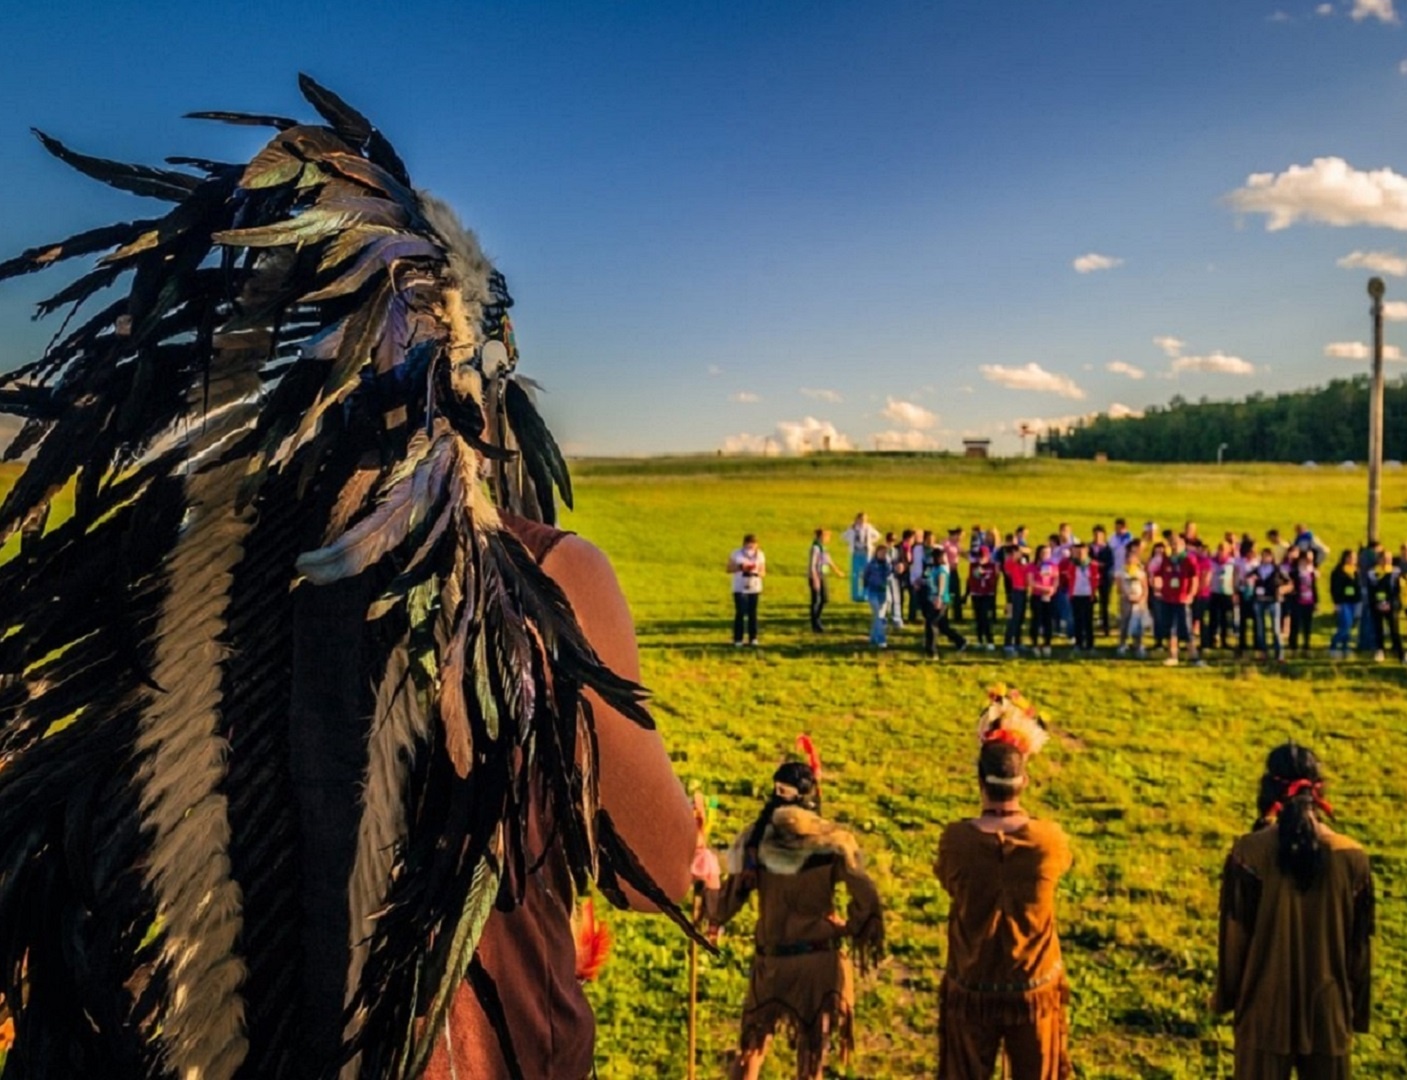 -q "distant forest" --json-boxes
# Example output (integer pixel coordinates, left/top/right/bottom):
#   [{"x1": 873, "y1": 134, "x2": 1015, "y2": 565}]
[{"x1": 1037, "y1": 376, "x2": 1407, "y2": 463}]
